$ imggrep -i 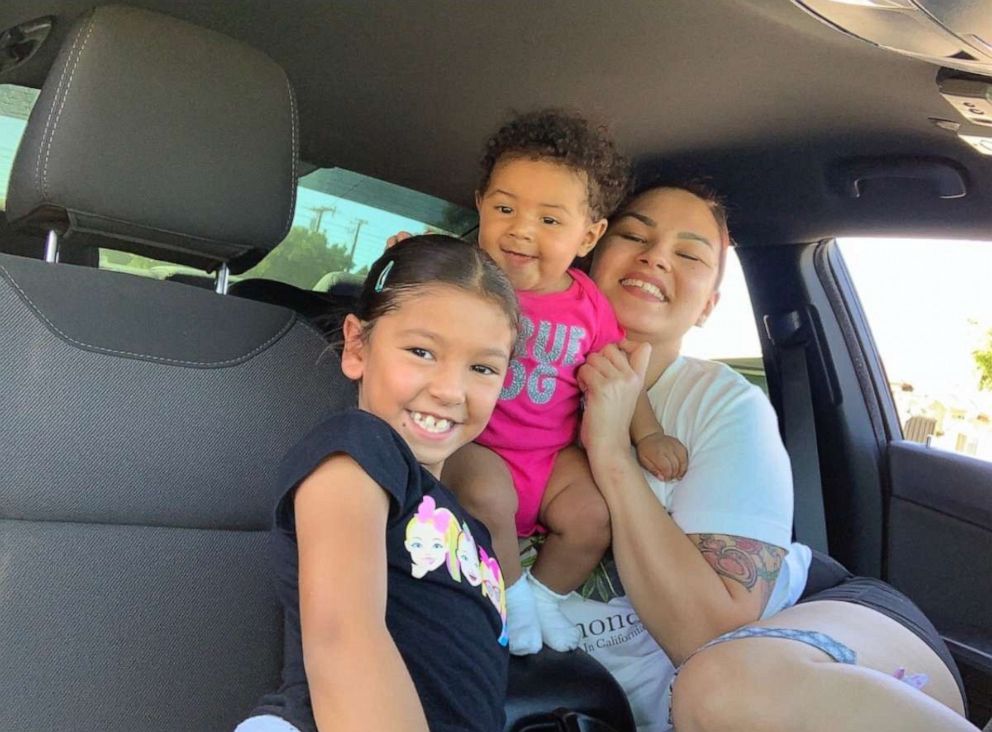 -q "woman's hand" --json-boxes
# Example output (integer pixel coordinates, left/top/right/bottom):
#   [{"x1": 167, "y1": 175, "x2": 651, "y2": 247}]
[{"x1": 578, "y1": 340, "x2": 652, "y2": 457}]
